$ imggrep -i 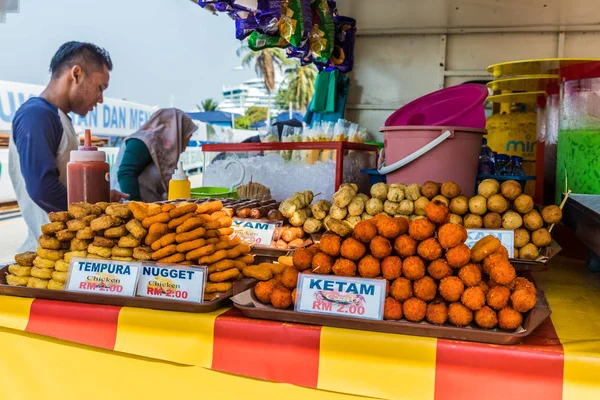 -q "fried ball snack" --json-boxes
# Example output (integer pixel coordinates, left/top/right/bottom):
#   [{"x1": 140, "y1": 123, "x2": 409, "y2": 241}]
[
  {"x1": 175, "y1": 227, "x2": 206, "y2": 244},
  {"x1": 370, "y1": 236, "x2": 393, "y2": 259},
  {"x1": 390, "y1": 277, "x2": 413, "y2": 301},
  {"x1": 424, "y1": 200, "x2": 450, "y2": 224},
  {"x1": 64, "y1": 250, "x2": 87, "y2": 263},
  {"x1": 205, "y1": 281, "x2": 233, "y2": 293},
  {"x1": 36, "y1": 247, "x2": 64, "y2": 261},
  {"x1": 243, "y1": 265, "x2": 273, "y2": 281},
  {"x1": 498, "y1": 307, "x2": 523, "y2": 330},
  {"x1": 393, "y1": 235, "x2": 417, "y2": 258},
  {"x1": 463, "y1": 214, "x2": 483, "y2": 229},
  {"x1": 87, "y1": 244, "x2": 112, "y2": 258},
  {"x1": 340, "y1": 238, "x2": 366, "y2": 261},
  {"x1": 350, "y1": 220, "x2": 376, "y2": 243},
  {"x1": 437, "y1": 223, "x2": 468, "y2": 249},
  {"x1": 461, "y1": 286, "x2": 486, "y2": 311},
  {"x1": 7, "y1": 275, "x2": 30, "y2": 286},
  {"x1": 402, "y1": 256, "x2": 425, "y2": 280},
  {"x1": 477, "y1": 280, "x2": 490, "y2": 295},
  {"x1": 158, "y1": 253, "x2": 186, "y2": 264},
  {"x1": 8, "y1": 264, "x2": 31, "y2": 277},
  {"x1": 123, "y1": 219, "x2": 146, "y2": 240},
  {"x1": 510, "y1": 289, "x2": 536, "y2": 313},
  {"x1": 356, "y1": 255, "x2": 380, "y2": 279},
  {"x1": 414, "y1": 276, "x2": 437, "y2": 301},
  {"x1": 489, "y1": 259, "x2": 516, "y2": 286},
  {"x1": 51, "y1": 270, "x2": 67, "y2": 283},
  {"x1": 48, "y1": 211, "x2": 71, "y2": 223},
  {"x1": 117, "y1": 234, "x2": 141, "y2": 248},
  {"x1": 482, "y1": 253, "x2": 506, "y2": 275},
  {"x1": 474, "y1": 306, "x2": 498, "y2": 329},
  {"x1": 381, "y1": 256, "x2": 402, "y2": 280},
  {"x1": 427, "y1": 259, "x2": 452, "y2": 280},
  {"x1": 448, "y1": 302, "x2": 473, "y2": 326},
  {"x1": 332, "y1": 258, "x2": 357, "y2": 277},
  {"x1": 176, "y1": 238, "x2": 206, "y2": 253},
  {"x1": 151, "y1": 244, "x2": 177, "y2": 261},
  {"x1": 319, "y1": 233, "x2": 342, "y2": 257},
  {"x1": 106, "y1": 204, "x2": 131, "y2": 219},
  {"x1": 31, "y1": 266, "x2": 53, "y2": 279},
  {"x1": 48, "y1": 279, "x2": 65, "y2": 291},
  {"x1": 445, "y1": 244, "x2": 471, "y2": 268},
  {"x1": 280, "y1": 267, "x2": 300, "y2": 289},
  {"x1": 458, "y1": 263, "x2": 482, "y2": 287},
  {"x1": 270, "y1": 287, "x2": 293, "y2": 309},
  {"x1": 54, "y1": 260, "x2": 70, "y2": 272},
  {"x1": 483, "y1": 212, "x2": 503, "y2": 229},
  {"x1": 512, "y1": 277, "x2": 536, "y2": 294},
  {"x1": 93, "y1": 236, "x2": 115, "y2": 248},
  {"x1": 403, "y1": 297, "x2": 427, "y2": 322},
  {"x1": 384, "y1": 297, "x2": 403, "y2": 320},
  {"x1": 254, "y1": 280, "x2": 276, "y2": 304},
  {"x1": 542, "y1": 205, "x2": 562, "y2": 224},
  {"x1": 41, "y1": 221, "x2": 65, "y2": 235},
  {"x1": 292, "y1": 248, "x2": 314, "y2": 271},
  {"x1": 90, "y1": 215, "x2": 119, "y2": 231},
  {"x1": 54, "y1": 229, "x2": 75, "y2": 242},
  {"x1": 68, "y1": 202, "x2": 93, "y2": 218},
  {"x1": 426, "y1": 300, "x2": 448, "y2": 325},
  {"x1": 441, "y1": 181, "x2": 461, "y2": 198},
  {"x1": 186, "y1": 244, "x2": 216, "y2": 261},
  {"x1": 311, "y1": 252, "x2": 334, "y2": 275},
  {"x1": 439, "y1": 276, "x2": 465, "y2": 302},
  {"x1": 377, "y1": 216, "x2": 408, "y2": 239},
  {"x1": 417, "y1": 238, "x2": 443, "y2": 261},
  {"x1": 111, "y1": 246, "x2": 133, "y2": 258},
  {"x1": 486, "y1": 285, "x2": 510, "y2": 310},
  {"x1": 408, "y1": 218, "x2": 435, "y2": 241},
  {"x1": 15, "y1": 251, "x2": 37, "y2": 266},
  {"x1": 470, "y1": 235, "x2": 501, "y2": 262}
]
